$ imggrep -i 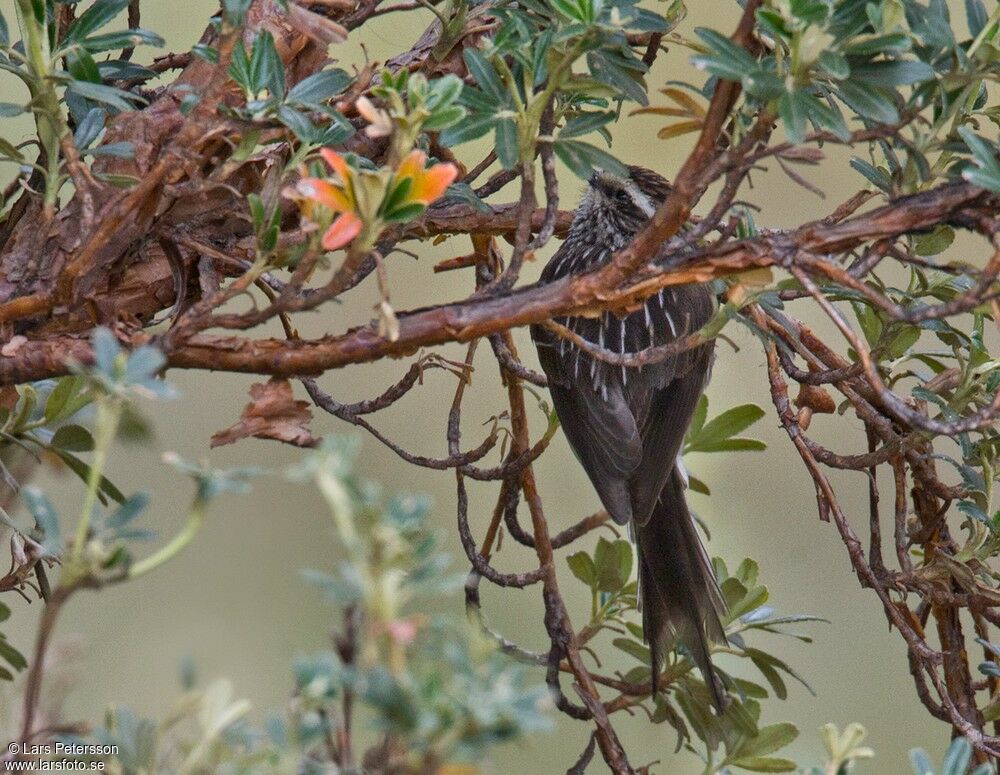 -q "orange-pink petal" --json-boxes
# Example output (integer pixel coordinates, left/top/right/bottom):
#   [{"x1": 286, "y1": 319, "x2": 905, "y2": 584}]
[
  {"x1": 395, "y1": 149, "x2": 428, "y2": 182},
  {"x1": 319, "y1": 148, "x2": 350, "y2": 181},
  {"x1": 297, "y1": 178, "x2": 353, "y2": 212},
  {"x1": 321, "y1": 211, "x2": 364, "y2": 250},
  {"x1": 385, "y1": 617, "x2": 419, "y2": 645},
  {"x1": 409, "y1": 163, "x2": 458, "y2": 204}
]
